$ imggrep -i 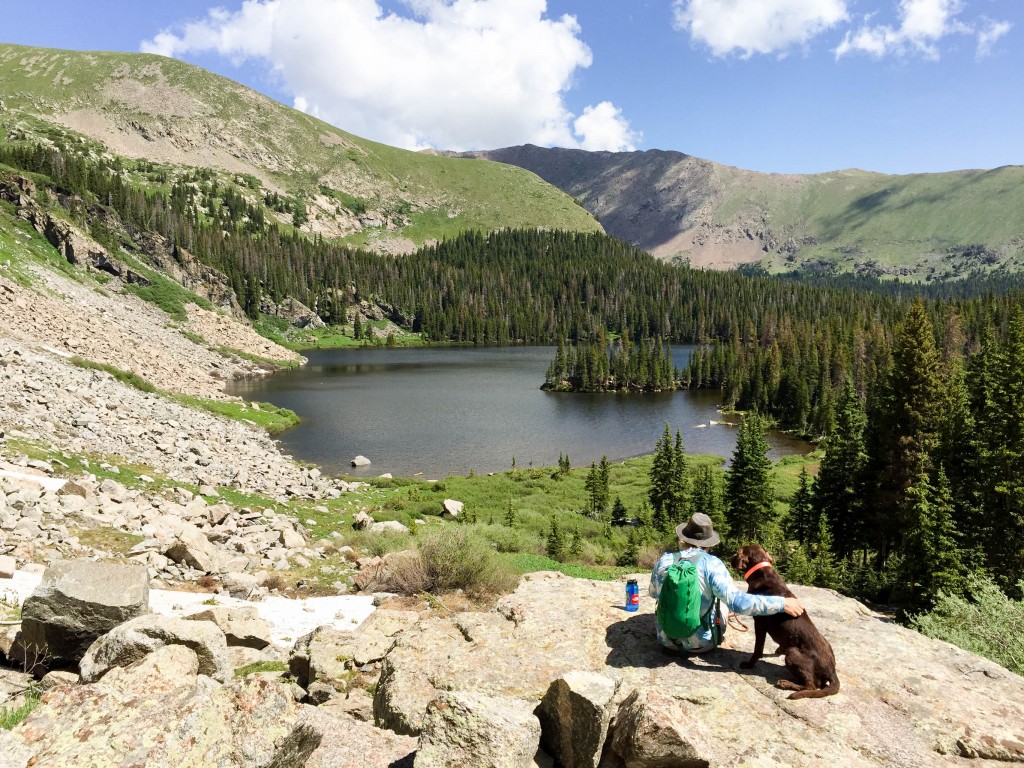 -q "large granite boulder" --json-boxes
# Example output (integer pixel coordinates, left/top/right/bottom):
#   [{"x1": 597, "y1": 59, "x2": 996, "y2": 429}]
[
  {"x1": 18, "y1": 559, "x2": 148, "y2": 663},
  {"x1": 414, "y1": 692, "x2": 541, "y2": 768},
  {"x1": 290, "y1": 609, "x2": 419, "y2": 689},
  {"x1": 271, "y1": 708, "x2": 417, "y2": 768},
  {"x1": 79, "y1": 614, "x2": 231, "y2": 683},
  {"x1": 374, "y1": 571, "x2": 1024, "y2": 766},
  {"x1": 9, "y1": 644, "x2": 304, "y2": 768},
  {"x1": 537, "y1": 671, "x2": 619, "y2": 768},
  {"x1": 185, "y1": 606, "x2": 272, "y2": 649}
]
